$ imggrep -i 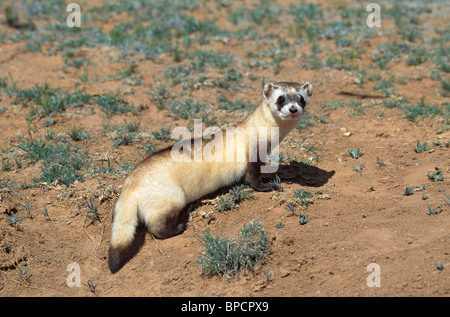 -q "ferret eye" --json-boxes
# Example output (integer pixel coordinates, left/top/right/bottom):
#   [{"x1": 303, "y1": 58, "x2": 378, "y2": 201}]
[
  {"x1": 277, "y1": 96, "x2": 285, "y2": 105},
  {"x1": 298, "y1": 95, "x2": 306, "y2": 109}
]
